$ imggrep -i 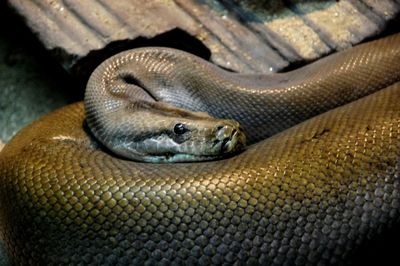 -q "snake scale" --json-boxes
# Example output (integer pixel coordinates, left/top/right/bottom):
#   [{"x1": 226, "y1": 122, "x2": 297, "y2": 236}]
[{"x1": 0, "y1": 33, "x2": 400, "y2": 265}]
